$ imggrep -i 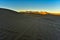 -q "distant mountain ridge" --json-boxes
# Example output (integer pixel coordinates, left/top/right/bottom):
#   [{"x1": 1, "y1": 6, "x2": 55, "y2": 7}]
[{"x1": 0, "y1": 8, "x2": 60, "y2": 16}]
